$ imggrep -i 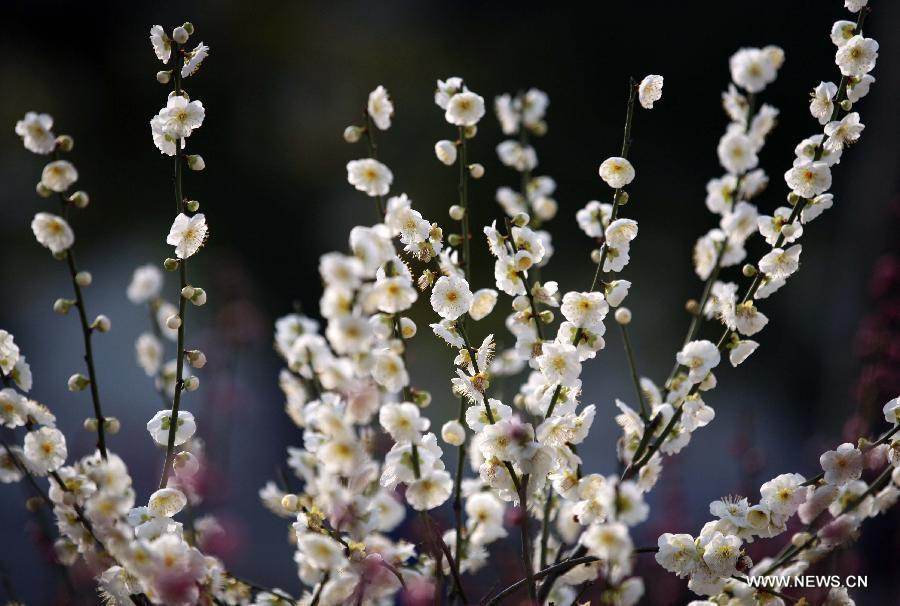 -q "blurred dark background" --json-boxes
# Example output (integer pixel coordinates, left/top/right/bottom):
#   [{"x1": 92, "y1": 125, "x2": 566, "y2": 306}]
[{"x1": 1, "y1": 0, "x2": 899, "y2": 603}]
